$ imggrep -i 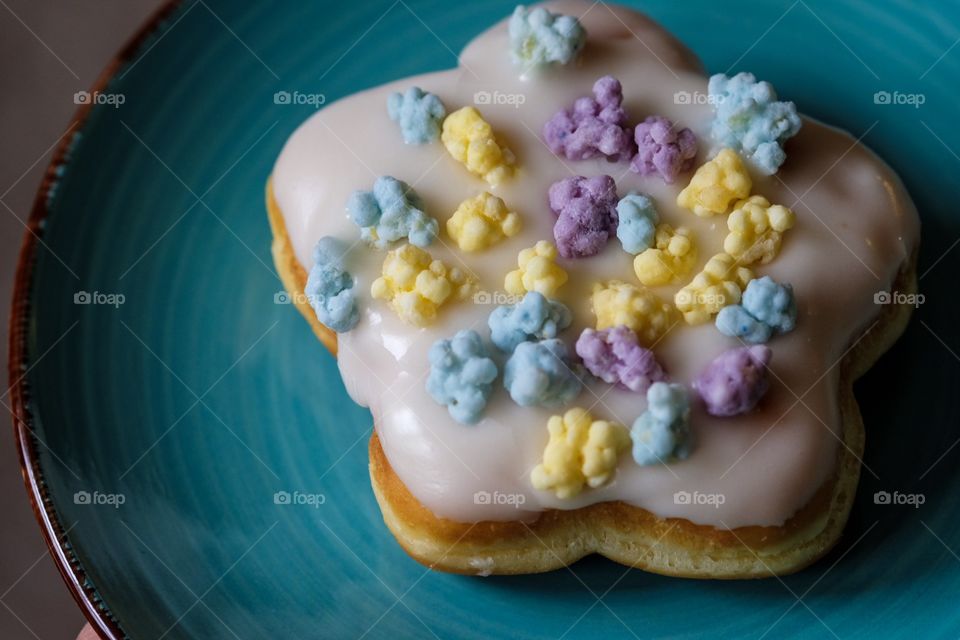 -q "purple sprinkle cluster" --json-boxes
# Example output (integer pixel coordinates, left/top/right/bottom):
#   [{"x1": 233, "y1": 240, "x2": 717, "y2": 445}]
[
  {"x1": 548, "y1": 175, "x2": 619, "y2": 258},
  {"x1": 542, "y1": 76, "x2": 635, "y2": 162},
  {"x1": 693, "y1": 346, "x2": 772, "y2": 417},
  {"x1": 576, "y1": 326, "x2": 667, "y2": 393},
  {"x1": 631, "y1": 115, "x2": 698, "y2": 184}
]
